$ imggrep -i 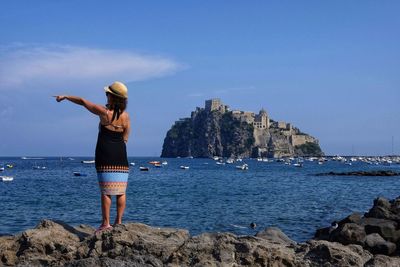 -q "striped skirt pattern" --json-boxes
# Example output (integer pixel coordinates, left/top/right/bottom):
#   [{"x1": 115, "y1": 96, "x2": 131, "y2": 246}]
[{"x1": 97, "y1": 165, "x2": 129, "y2": 195}]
